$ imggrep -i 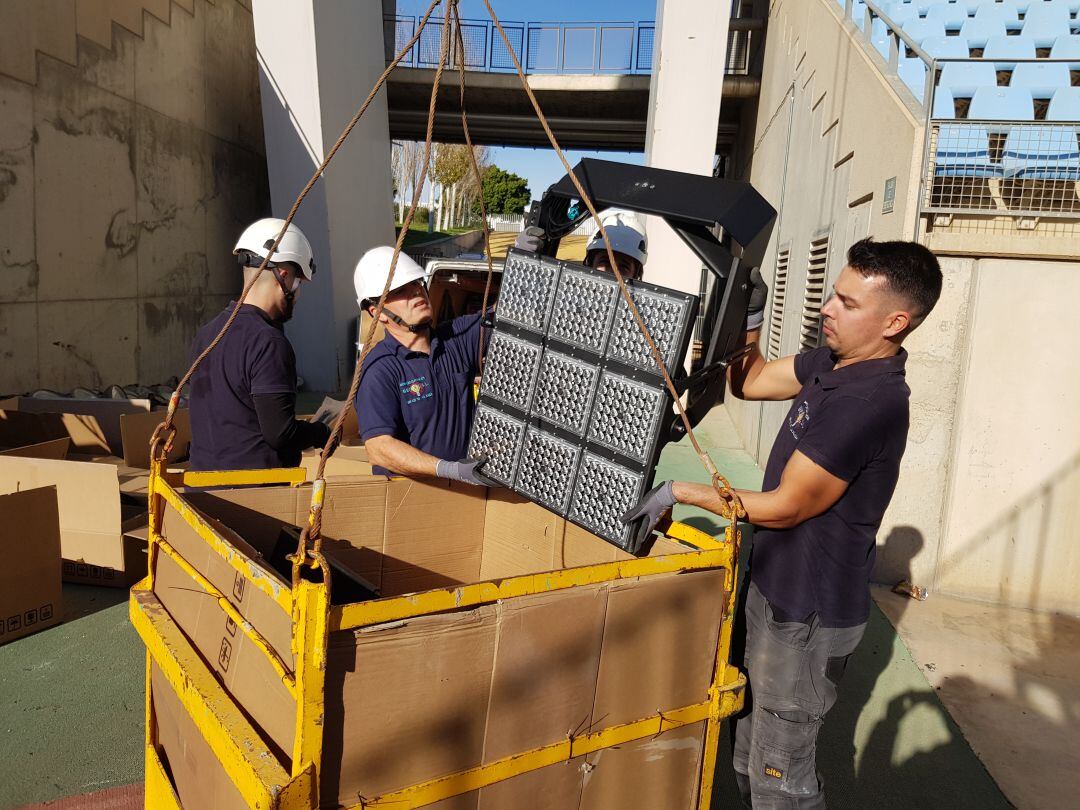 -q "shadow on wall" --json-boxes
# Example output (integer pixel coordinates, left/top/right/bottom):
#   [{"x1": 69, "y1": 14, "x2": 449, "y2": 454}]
[
  {"x1": 710, "y1": 526, "x2": 1011, "y2": 809},
  {"x1": 934, "y1": 451, "x2": 1080, "y2": 612}
]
